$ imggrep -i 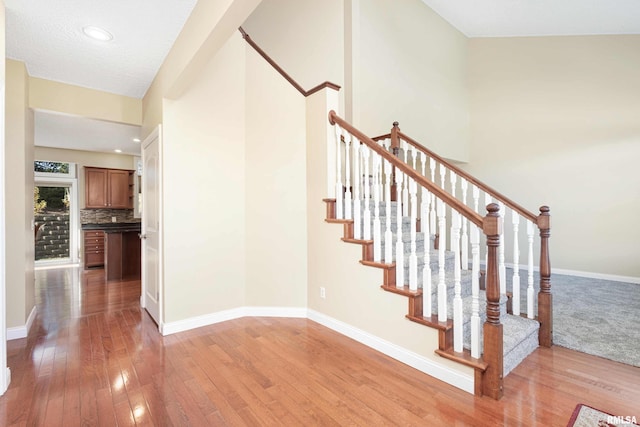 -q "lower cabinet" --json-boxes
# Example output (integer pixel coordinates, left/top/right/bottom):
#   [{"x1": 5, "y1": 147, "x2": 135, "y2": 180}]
[
  {"x1": 84, "y1": 230, "x2": 105, "y2": 268},
  {"x1": 105, "y1": 231, "x2": 141, "y2": 281}
]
